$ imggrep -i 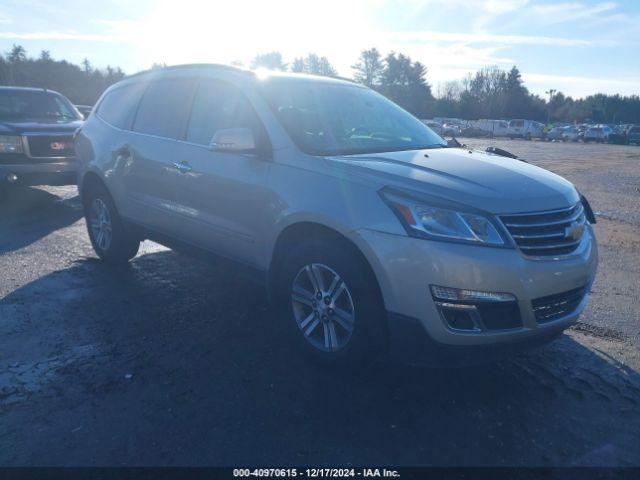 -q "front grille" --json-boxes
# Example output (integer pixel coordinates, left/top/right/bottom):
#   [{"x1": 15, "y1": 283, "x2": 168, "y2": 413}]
[
  {"x1": 532, "y1": 285, "x2": 588, "y2": 323},
  {"x1": 27, "y1": 135, "x2": 75, "y2": 158},
  {"x1": 500, "y1": 203, "x2": 586, "y2": 257}
]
